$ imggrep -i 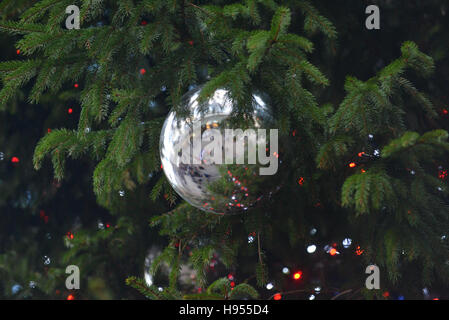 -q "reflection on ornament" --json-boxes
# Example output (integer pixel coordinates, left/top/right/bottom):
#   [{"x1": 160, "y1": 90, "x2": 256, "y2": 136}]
[
  {"x1": 160, "y1": 86, "x2": 281, "y2": 214},
  {"x1": 144, "y1": 246, "x2": 197, "y2": 288}
]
